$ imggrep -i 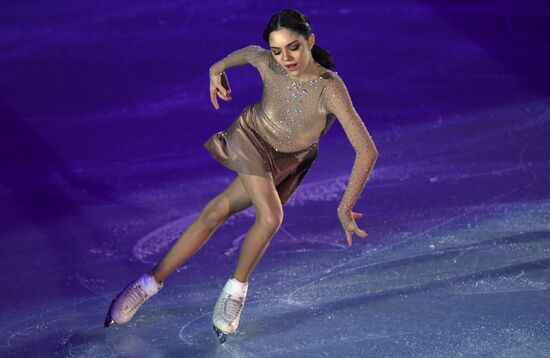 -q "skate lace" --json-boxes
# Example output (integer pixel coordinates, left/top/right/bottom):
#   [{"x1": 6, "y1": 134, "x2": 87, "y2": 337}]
[
  {"x1": 223, "y1": 294, "x2": 244, "y2": 322},
  {"x1": 121, "y1": 282, "x2": 148, "y2": 314}
]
